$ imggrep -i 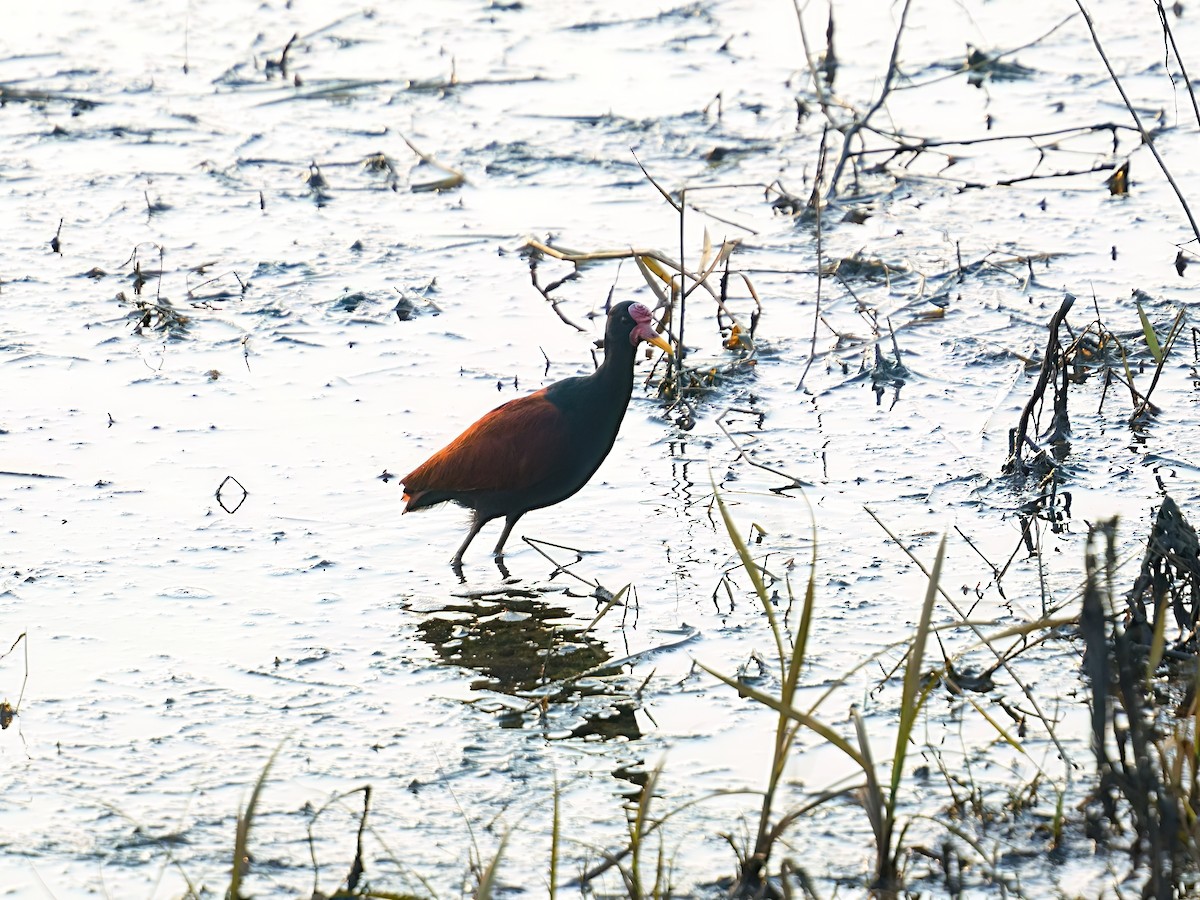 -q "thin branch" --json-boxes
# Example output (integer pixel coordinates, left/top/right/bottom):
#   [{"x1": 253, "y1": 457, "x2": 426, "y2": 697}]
[
  {"x1": 716, "y1": 407, "x2": 810, "y2": 492},
  {"x1": 1154, "y1": 1, "x2": 1200, "y2": 129},
  {"x1": 848, "y1": 123, "x2": 1136, "y2": 159},
  {"x1": 1076, "y1": 0, "x2": 1200, "y2": 244},
  {"x1": 961, "y1": 160, "x2": 1117, "y2": 191},
  {"x1": 797, "y1": 126, "x2": 829, "y2": 392},
  {"x1": 825, "y1": 0, "x2": 915, "y2": 199},
  {"x1": 892, "y1": 12, "x2": 1079, "y2": 93},
  {"x1": 792, "y1": 0, "x2": 834, "y2": 120}
]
